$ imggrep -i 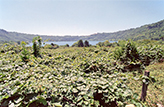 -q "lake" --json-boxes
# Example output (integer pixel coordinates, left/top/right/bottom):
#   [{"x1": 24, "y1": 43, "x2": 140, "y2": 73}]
[{"x1": 27, "y1": 41, "x2": 117, "y2": 47}]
